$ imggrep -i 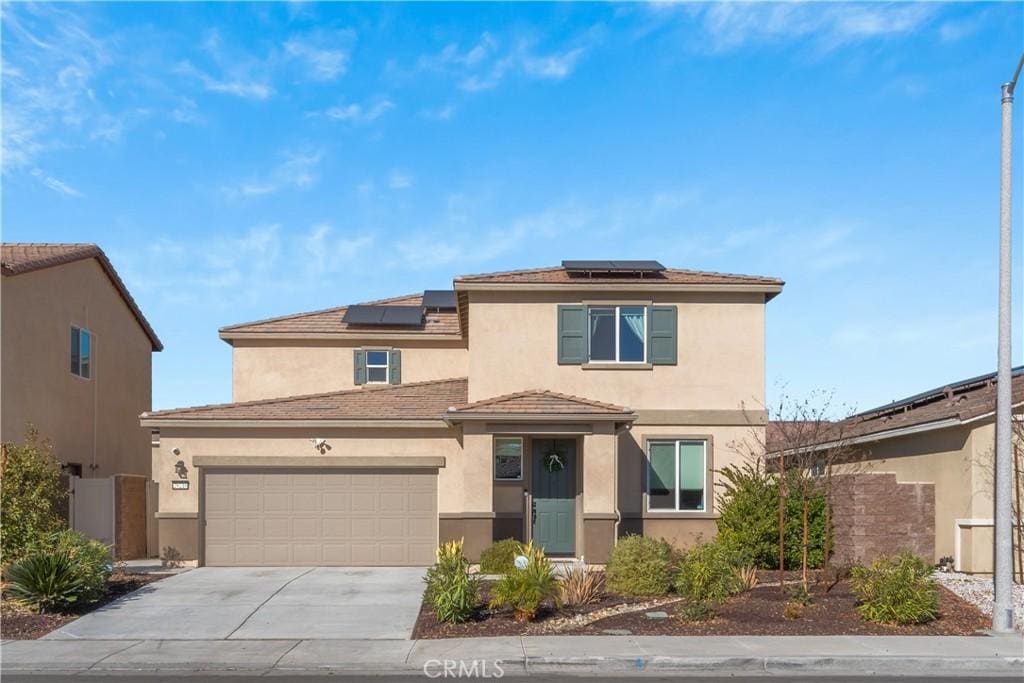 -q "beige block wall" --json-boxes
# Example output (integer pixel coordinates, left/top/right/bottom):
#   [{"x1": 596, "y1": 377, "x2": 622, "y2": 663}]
[
  {"x1": 466, "y1": 290, "x2": 766, "y2": 410},
  {"x1": 231, "y1": 339, "x2": 468, "y2": 401},
  {"x1": 1, "y1": 259, "x2": 153, "y2": 477},
  {"x1": 153, "y1": 426, "x2": 463, "y2": 514}
]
